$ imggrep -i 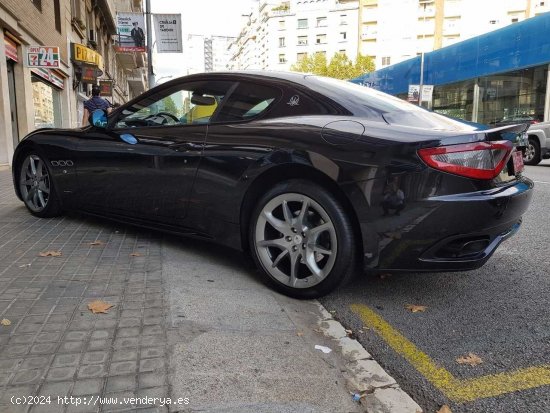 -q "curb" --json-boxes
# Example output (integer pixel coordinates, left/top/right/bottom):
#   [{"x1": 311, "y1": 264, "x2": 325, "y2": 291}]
[{"x1": 315, "y1": 302, "x2": 423, "y2": 413}]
